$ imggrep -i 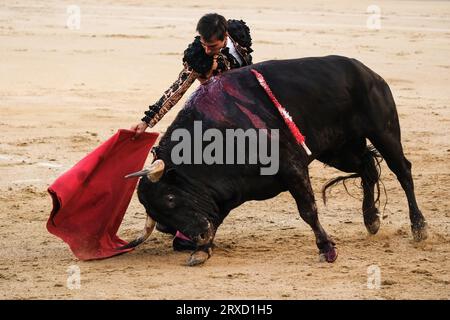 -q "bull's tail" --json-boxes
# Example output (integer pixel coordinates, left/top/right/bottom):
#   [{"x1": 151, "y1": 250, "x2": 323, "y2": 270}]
[
  {"x1": 322, "y1": 173, "x2": 361, "y2": 204},
  {"x1": 321, "y1": 146, "x2": 386, "y2": 210}
]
